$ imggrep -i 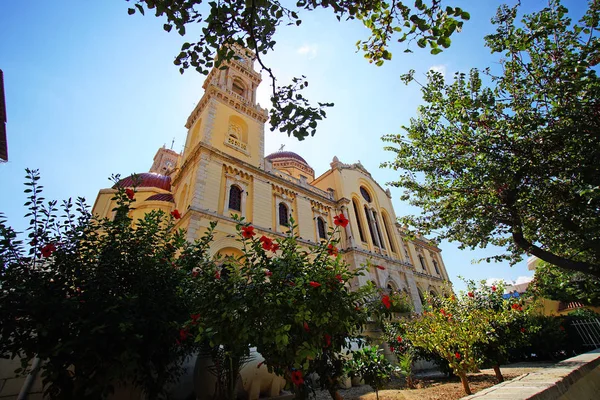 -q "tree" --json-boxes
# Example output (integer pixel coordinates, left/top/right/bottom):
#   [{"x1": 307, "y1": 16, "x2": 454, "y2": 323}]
[
  {"x1": 0, "y1": 170, "x2": 199, "y2": 399},
  {"x1": 532, "y1": 261, "x2": 600, "y2": 306},
  {"x1": 383, "y1": 0, "x2": 600, "y2": 277},
  {"x1": 345, "y1": 346, "x2": 396, "y2": 400},
  {"x1": 125, "y1": 0, "x2": 470, "y2": 140}
]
